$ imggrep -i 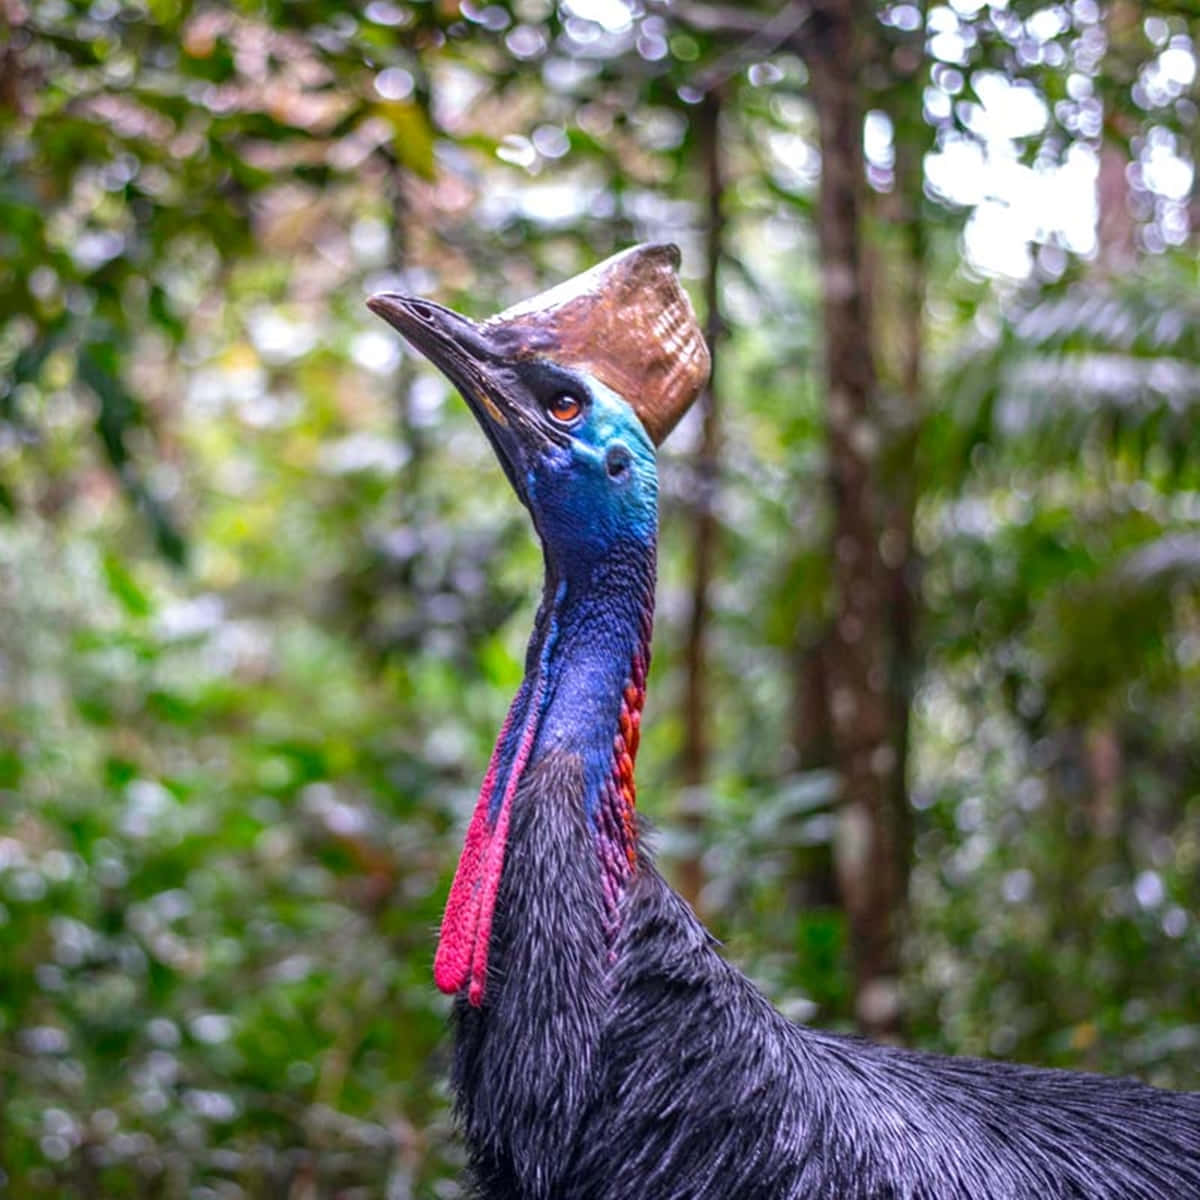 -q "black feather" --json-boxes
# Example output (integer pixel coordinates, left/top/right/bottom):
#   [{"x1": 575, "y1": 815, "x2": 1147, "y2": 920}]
[{"x1": 451, "y1": 752, "x2": 1200, "y2": 1200}]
